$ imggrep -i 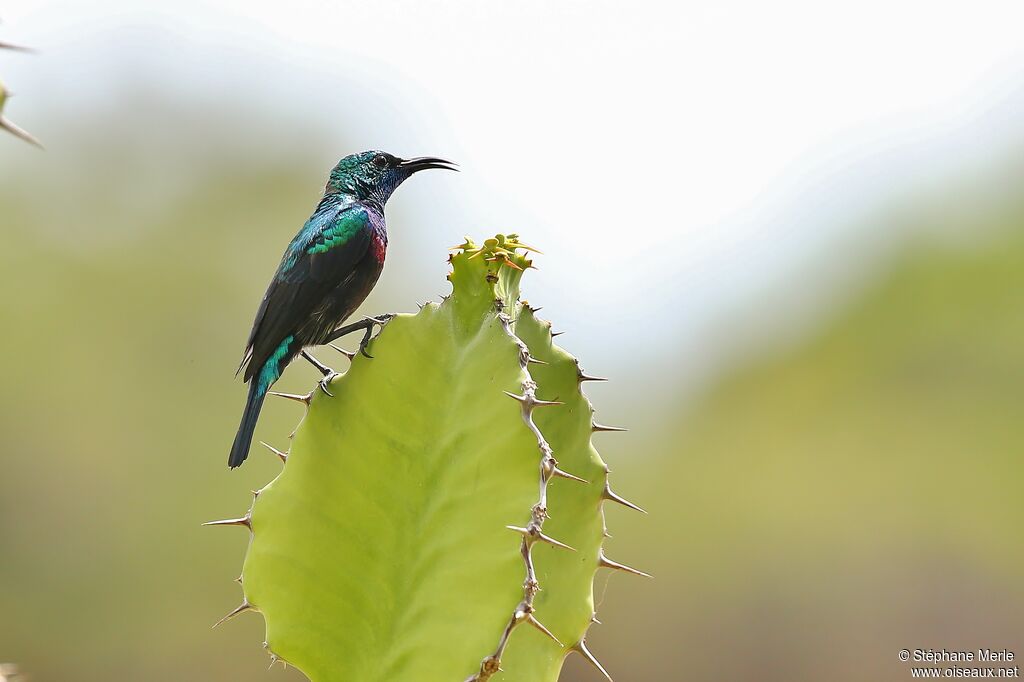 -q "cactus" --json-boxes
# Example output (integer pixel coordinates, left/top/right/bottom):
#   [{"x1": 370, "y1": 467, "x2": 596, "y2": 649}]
[{"x1": 210, "y1": 235, "x2": 647, "y2": 682}]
